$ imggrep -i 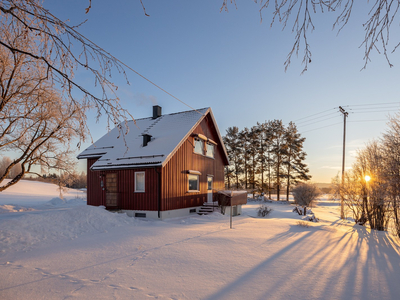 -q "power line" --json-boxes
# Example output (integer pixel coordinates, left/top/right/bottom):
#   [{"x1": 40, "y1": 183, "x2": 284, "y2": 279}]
[
  {"x1": 346, "y1": 101, "x2": 400, "y2": 107},
  {"x1": 349, "y1": 119, "x2": 387, "y2": 123},
  {"x1": 294, "y1": 107, "x2": 337, "y2": 122},
  {"x1": 297, "y1": 114, "x2": 341, "y2": 127},
  {"x1": 348, "y1": 105, "x2": 399, "y2": 111},
  {"x1": 350, "y1": 110, "x2": 397, "y2": 114},
  {"x1": 296, "y1": 111, "x2": 339, "y2": 125},
  {"x1": 71, "y1": 30, "x2": 205, "y2": 116},
  {"x1": 300, "y1": 121, "x2": 342, "y2": 133},
  {"x1": 294, "y1": 103, "x2": 395, "y2": 133}
]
